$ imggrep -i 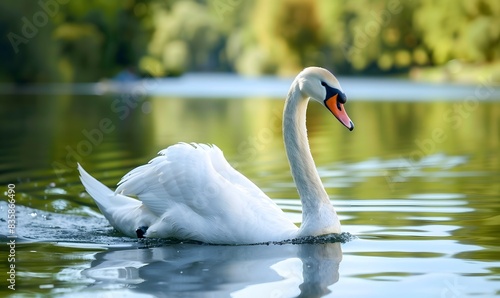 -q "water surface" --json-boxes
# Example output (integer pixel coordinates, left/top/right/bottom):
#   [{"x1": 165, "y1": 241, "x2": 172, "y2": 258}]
[{"x1": 0, "y1": 80, "x2": 499, "y2": 297}]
